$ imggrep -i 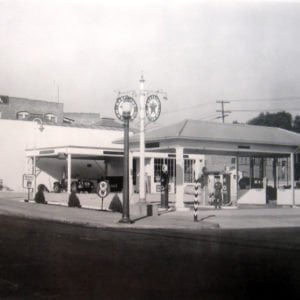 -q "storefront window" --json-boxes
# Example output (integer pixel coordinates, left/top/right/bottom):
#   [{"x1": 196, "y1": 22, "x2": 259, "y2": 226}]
[
  {"x1": 154, "y1": 158, "x2": 175, "y2": 183},
  {"x1": 184, "y1": 159, "x2": 195, "y2": 183},
  {"x1": 239, "y1": 157, "x2": 248, "y2": 165}
]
